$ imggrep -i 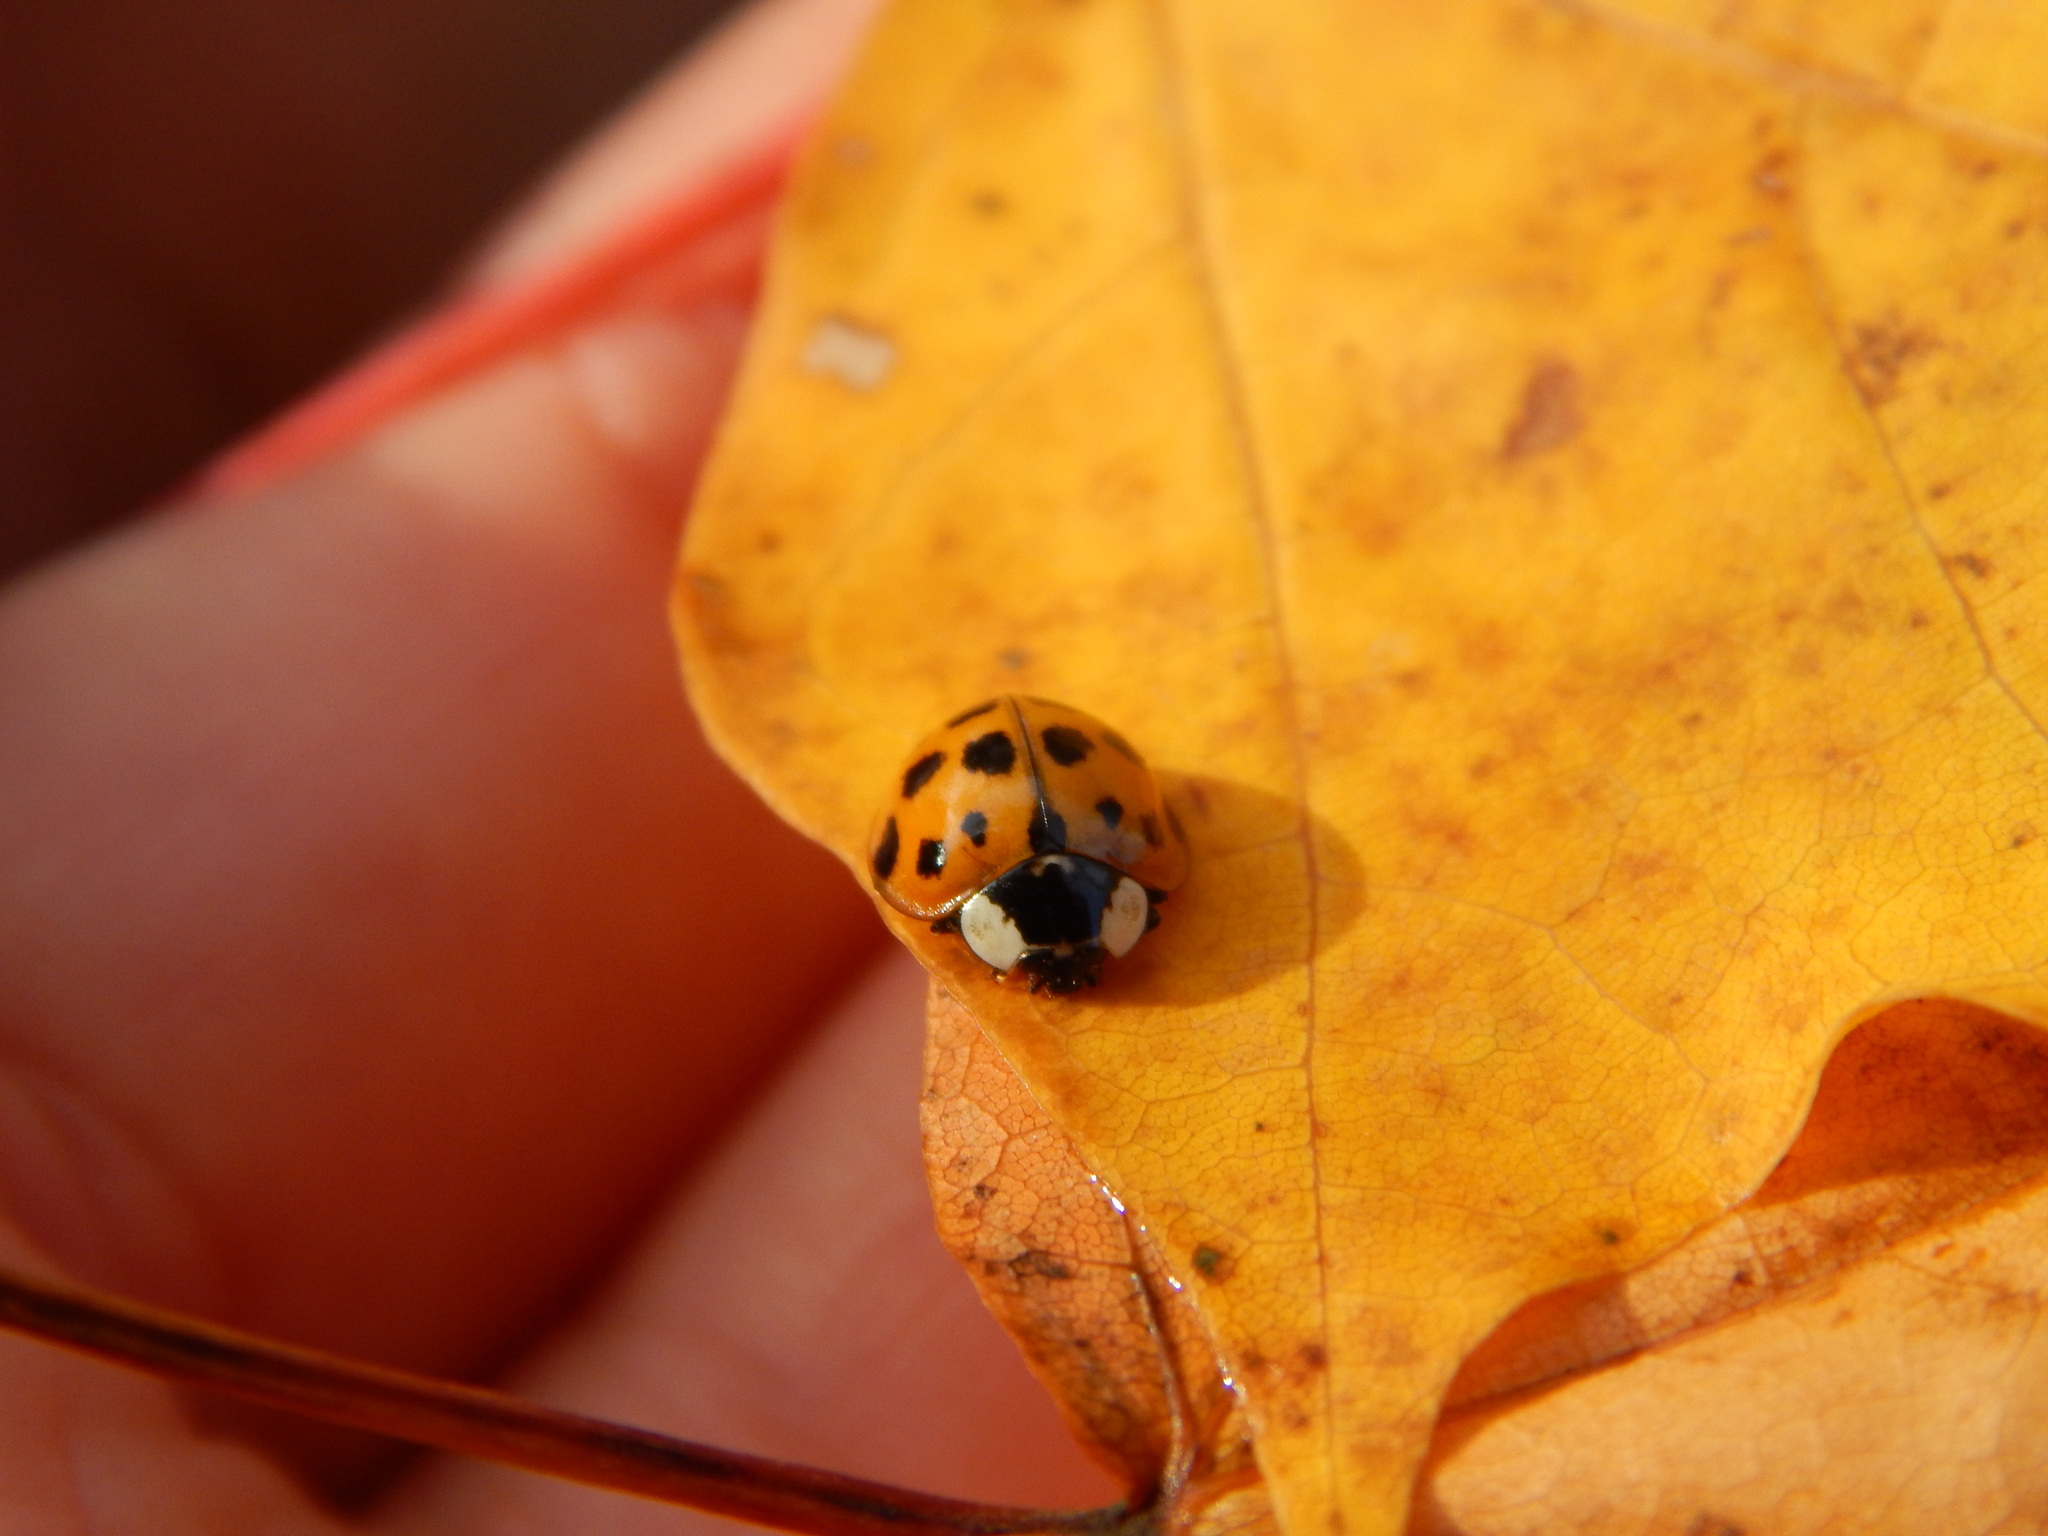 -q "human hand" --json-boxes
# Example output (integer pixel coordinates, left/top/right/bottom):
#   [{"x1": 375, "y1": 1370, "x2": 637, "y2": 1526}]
[{"x1": 0, "y1": 1, "x2": 1117, "y2": 1529}]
